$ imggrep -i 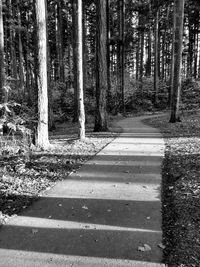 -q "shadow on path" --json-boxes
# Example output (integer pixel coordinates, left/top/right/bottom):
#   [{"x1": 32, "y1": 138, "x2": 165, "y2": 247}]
[{"x1": 0, "y1": 115, "x2": 165, "y2": 266}]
